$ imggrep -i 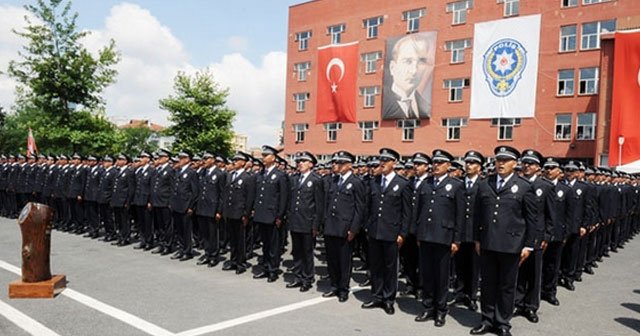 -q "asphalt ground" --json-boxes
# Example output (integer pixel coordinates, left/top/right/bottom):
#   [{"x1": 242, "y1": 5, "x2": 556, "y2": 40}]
[{"x1": 0, "y1": 217, "x2": 639, "y2": 336}]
